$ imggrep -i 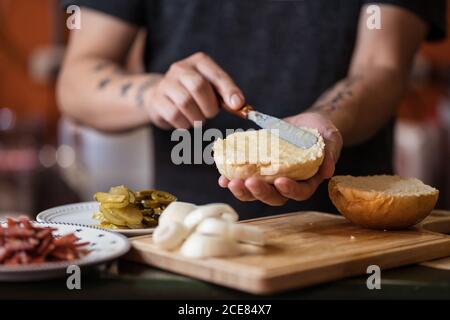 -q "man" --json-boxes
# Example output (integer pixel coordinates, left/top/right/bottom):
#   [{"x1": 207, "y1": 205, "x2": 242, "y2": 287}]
[{"x1": 58, "y1": 1, "x2": 446, "y2": 219}]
